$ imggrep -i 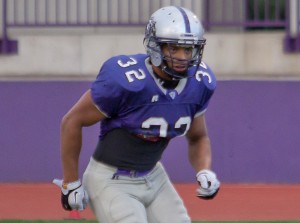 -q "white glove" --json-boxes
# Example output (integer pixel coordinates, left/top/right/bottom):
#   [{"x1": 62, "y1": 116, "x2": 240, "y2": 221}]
[
  {"x1": 196, "y1": 169, "x2": 220, "y2": 199},
  {"x1": 53, "y1": 178, "x2": 89, "y2": 211}
]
